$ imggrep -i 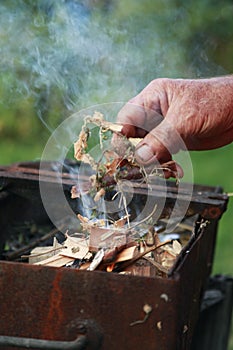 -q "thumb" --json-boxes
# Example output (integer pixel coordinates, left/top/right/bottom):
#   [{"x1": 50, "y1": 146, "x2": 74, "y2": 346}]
[{"x1": 135, "y1": 119, "x2": 184, "y2": 164}]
